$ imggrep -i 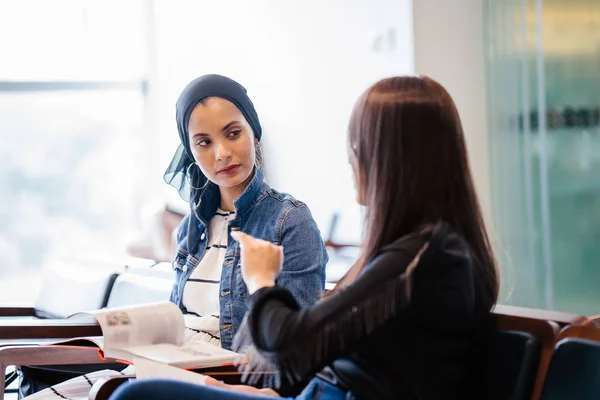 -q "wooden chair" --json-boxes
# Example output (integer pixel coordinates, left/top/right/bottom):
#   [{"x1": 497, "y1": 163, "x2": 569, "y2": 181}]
[
  {"x1": 1, "y1": 263, "x2": 587, "y2": 400},
  {"x1": 491, "y1": 304, "x2": 587, "y2": 400},
  {"x1": 0, "y1": 260, "x2": 171, "y2": 398},
  {"x1": 87, "y1": 305, "x2": 581, "y2": 400},
  {"x1": 540, "y1": 325, "x2": 600, "y2": 399},
  {"x1": 0, "y1": 257, "x2": 161, "y2": 341},
  {"x1": 0, "y1": 258, "x2": 123, "y2": 397}
]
